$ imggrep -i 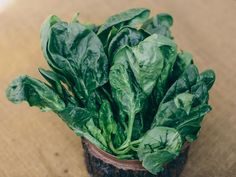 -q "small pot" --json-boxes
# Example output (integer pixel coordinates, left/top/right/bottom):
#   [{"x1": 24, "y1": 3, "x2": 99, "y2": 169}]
[{"x1": 82, "y1": 138, "x2": 190, "y2": 177}]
